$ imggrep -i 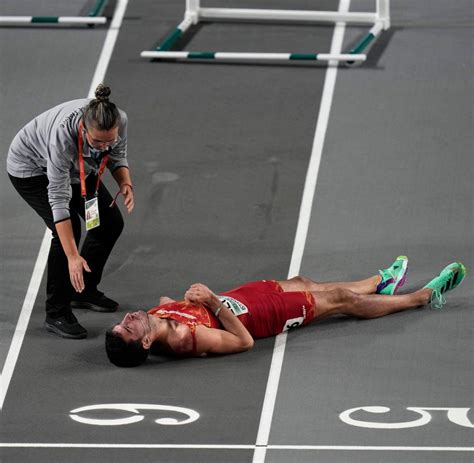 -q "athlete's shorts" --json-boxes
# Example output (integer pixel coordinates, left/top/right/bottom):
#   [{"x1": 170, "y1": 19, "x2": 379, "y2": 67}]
[{"x1": 220, "y1": 280, "x2": 316, "y2": 339}]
